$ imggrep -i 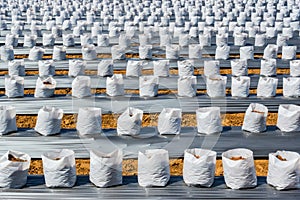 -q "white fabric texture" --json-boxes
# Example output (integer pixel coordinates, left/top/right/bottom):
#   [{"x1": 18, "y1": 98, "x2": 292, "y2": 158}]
[
  {"x1": 242, "y1": 103, "x2": 268, "y2": 133},
  {"x1": 117, "y1": 107, "x2": 143, "y2": 136}
]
